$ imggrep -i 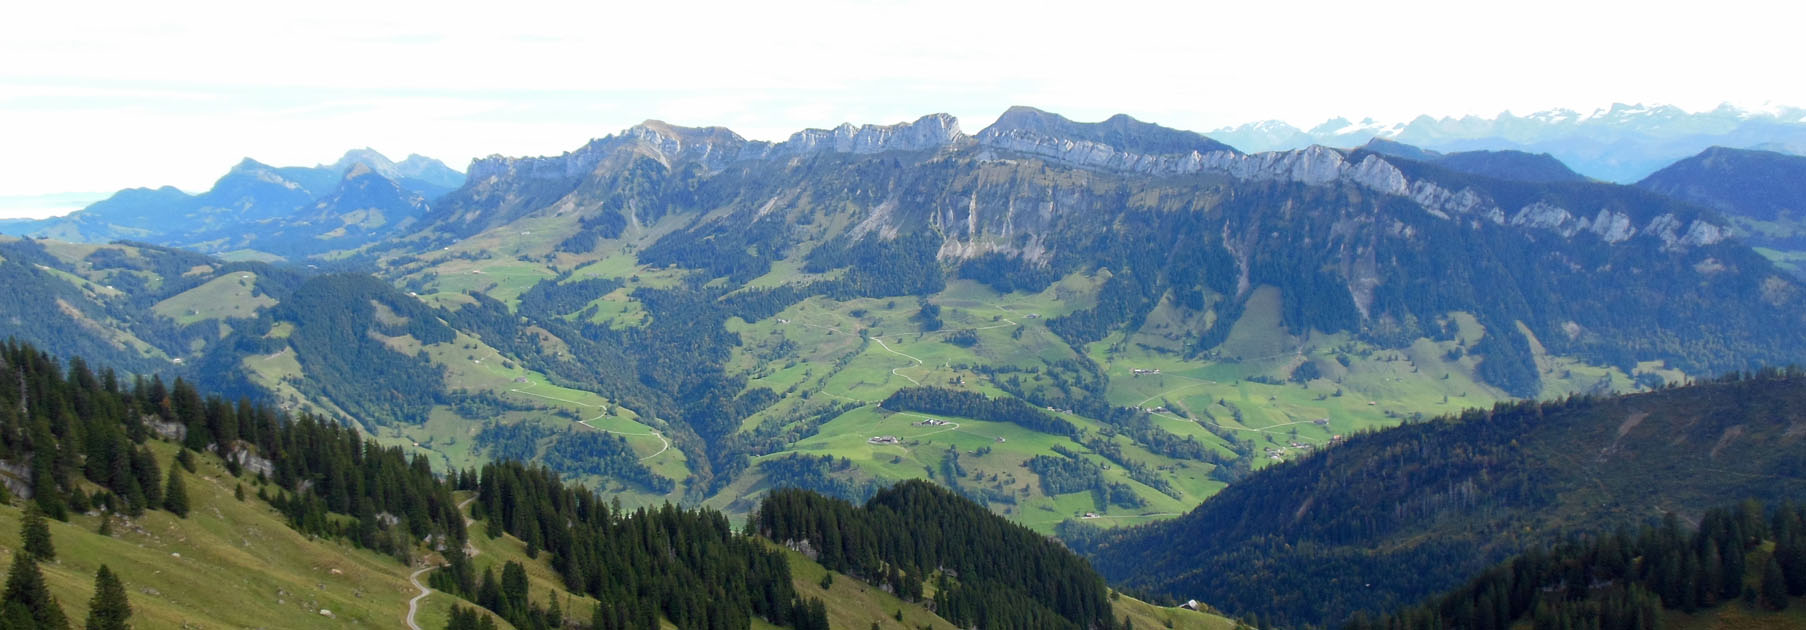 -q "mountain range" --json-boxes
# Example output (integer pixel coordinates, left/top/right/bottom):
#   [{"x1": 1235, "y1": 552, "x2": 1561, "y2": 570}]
[
  {"x1": 3, "y1": 105, "x2": 1801, "y2": 529},
  {"x1": 1210, "y1": 103, "x2": 1806, "y2": 182},
  {"x1": 3, "y1": 104, "x2": 1806, "y2": 628},
  {"x1": 0, "y1": 149, "x2": 463, "y2": 258}
]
